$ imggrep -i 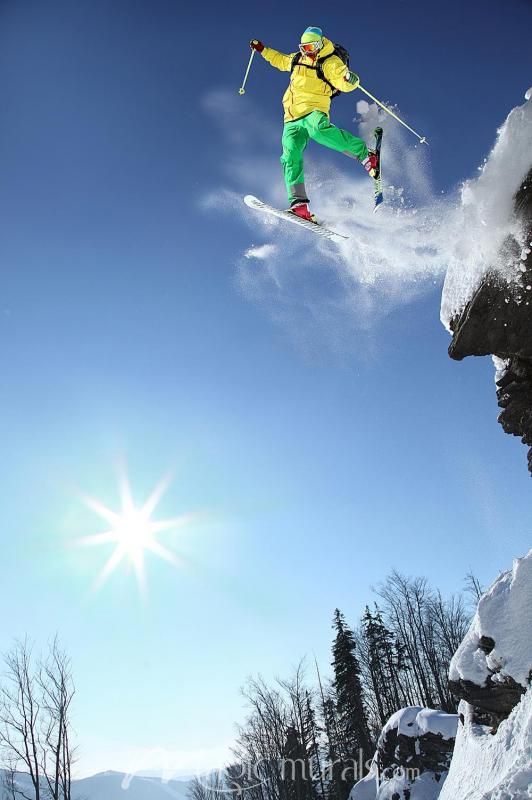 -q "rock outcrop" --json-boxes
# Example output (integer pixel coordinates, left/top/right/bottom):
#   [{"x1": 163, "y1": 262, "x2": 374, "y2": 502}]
[
  {"x1": 449, "y1": 675, "x2": 525, "y2": 729},
  {"x1": 448, "y1": 633, "x2": 526, "y2": 729},
  {"x1": 447, "y1": 167, "x2": 532, "y2": 473},
  {"x1": 350, "y1": 707, "x2": 458, "y2": 800},
  {"x1": 448, "y1": 550, "x2": 532, "y2": 728}
]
